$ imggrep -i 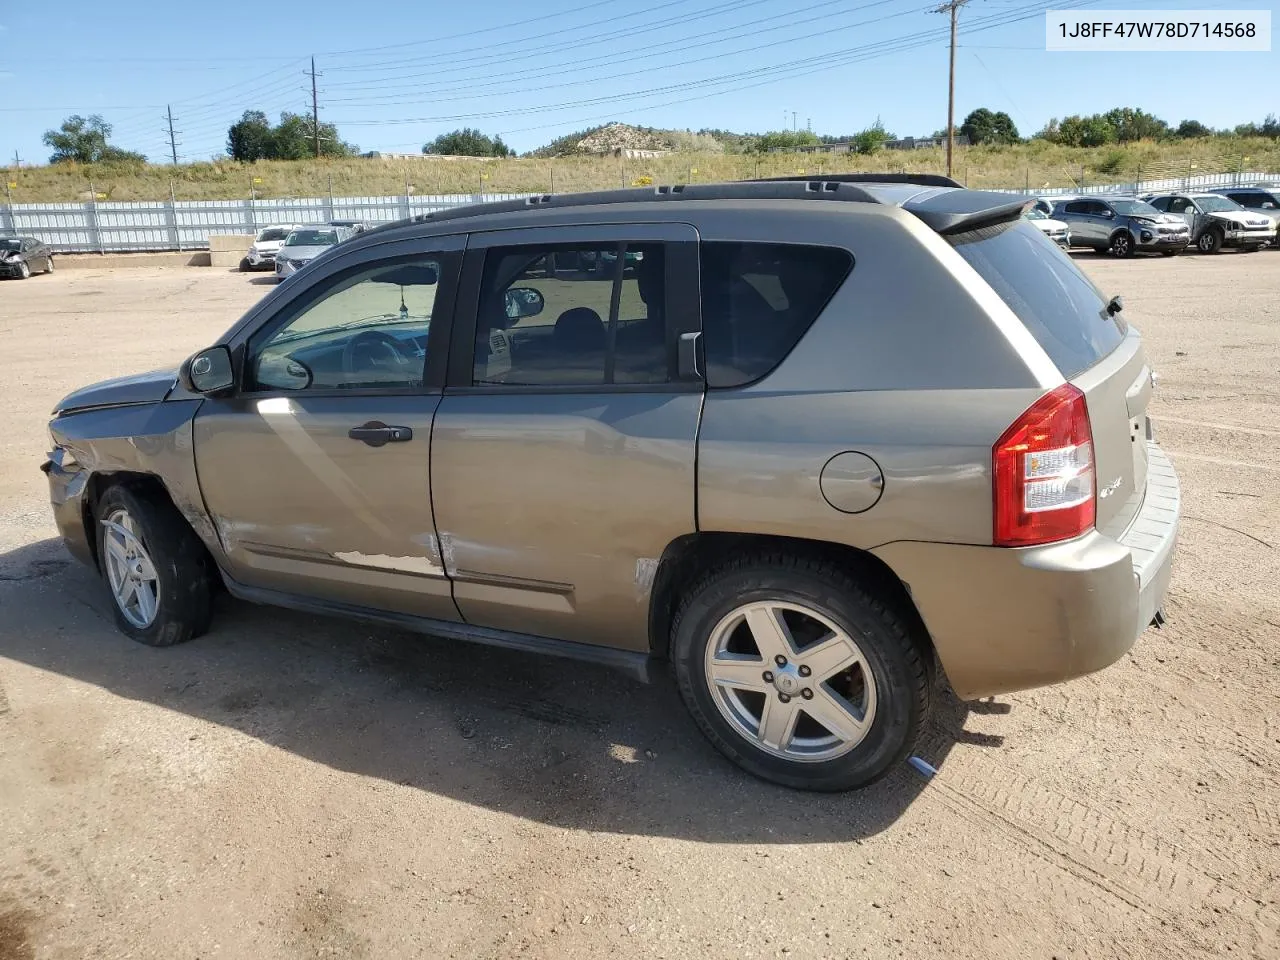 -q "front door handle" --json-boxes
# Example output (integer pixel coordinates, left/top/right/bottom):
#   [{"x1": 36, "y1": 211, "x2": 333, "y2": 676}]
[{"x1": 348, "y1": 421, "x2": 413, "y2": 447}]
